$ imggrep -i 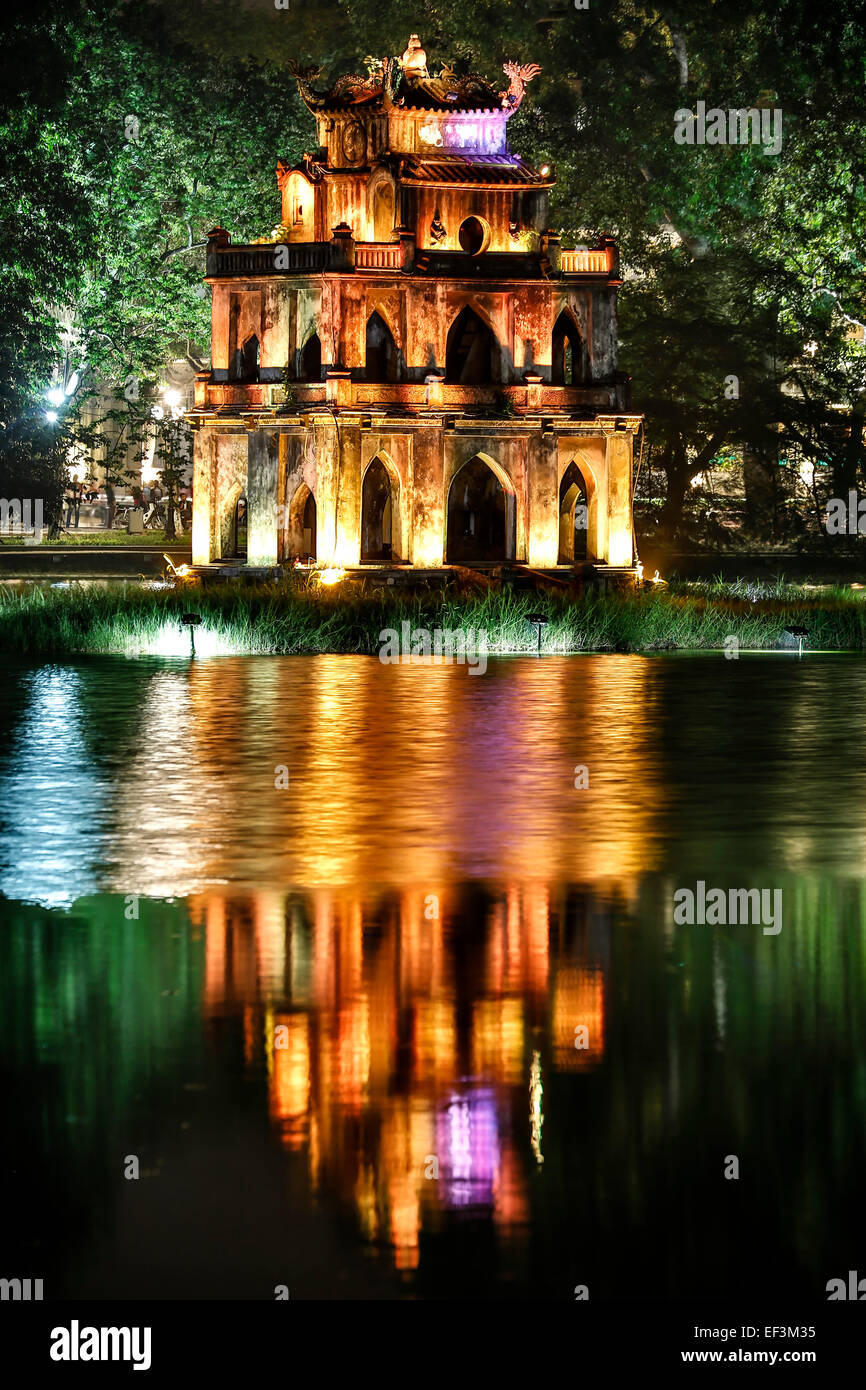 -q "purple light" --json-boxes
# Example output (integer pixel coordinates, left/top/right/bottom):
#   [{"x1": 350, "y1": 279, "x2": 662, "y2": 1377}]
[{"x1": 435, "y1": 1087, "x2": 501, "y2": 1209}]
